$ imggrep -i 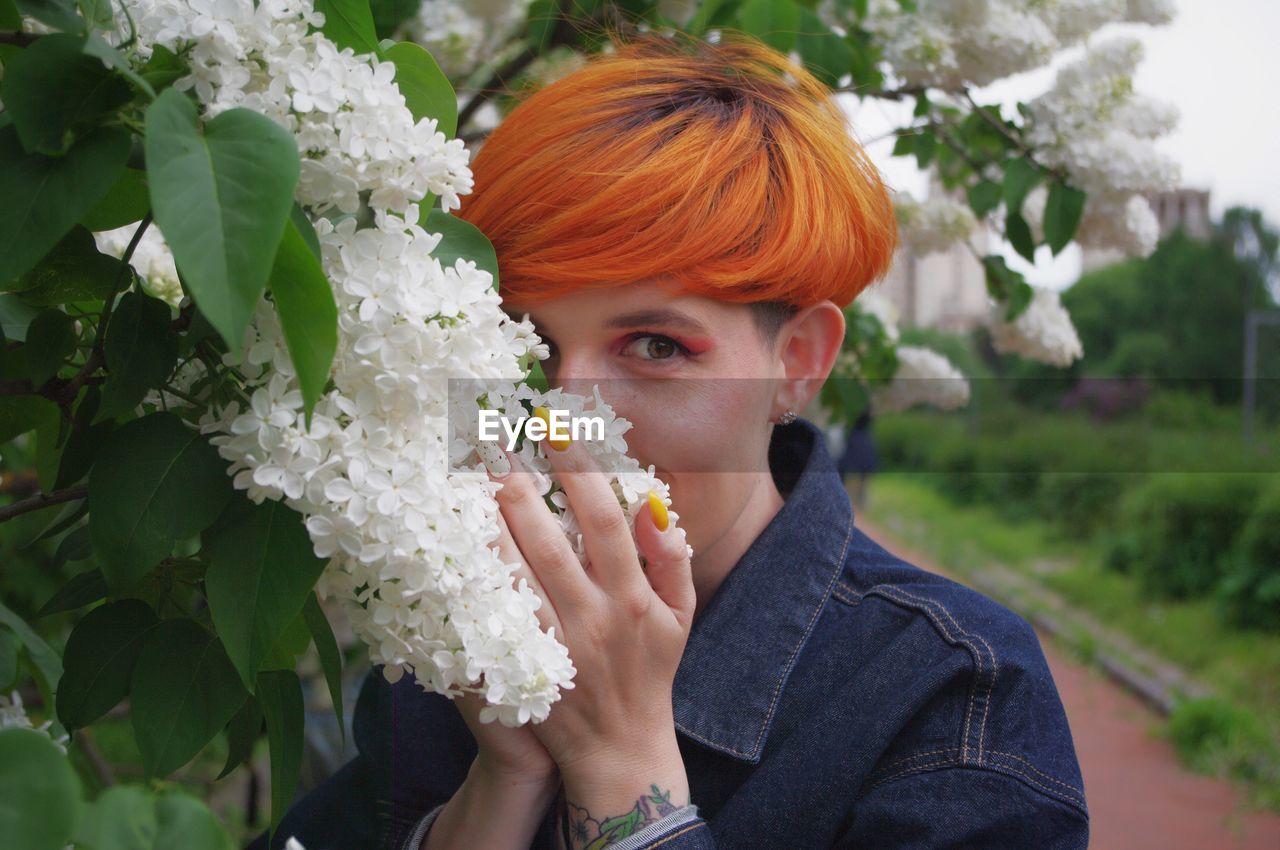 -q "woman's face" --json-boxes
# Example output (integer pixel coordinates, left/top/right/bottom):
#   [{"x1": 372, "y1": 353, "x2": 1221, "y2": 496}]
[{"x1": 503, "y1": 280, "x2": 786, "y2": 561}]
